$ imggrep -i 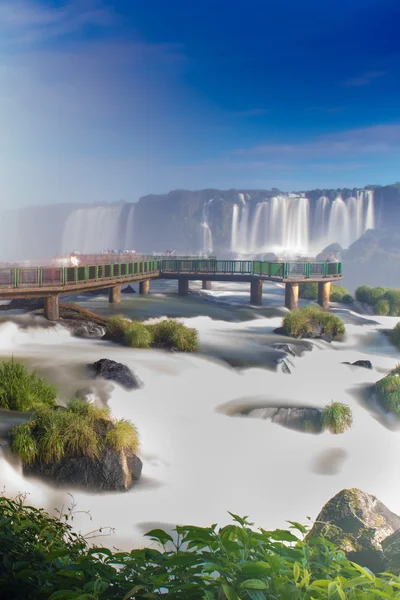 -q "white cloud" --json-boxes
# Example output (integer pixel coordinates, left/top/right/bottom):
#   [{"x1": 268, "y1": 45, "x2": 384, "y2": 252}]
[{"x1": 343, "y1": 70, "x2": 386, "y2": 87}]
